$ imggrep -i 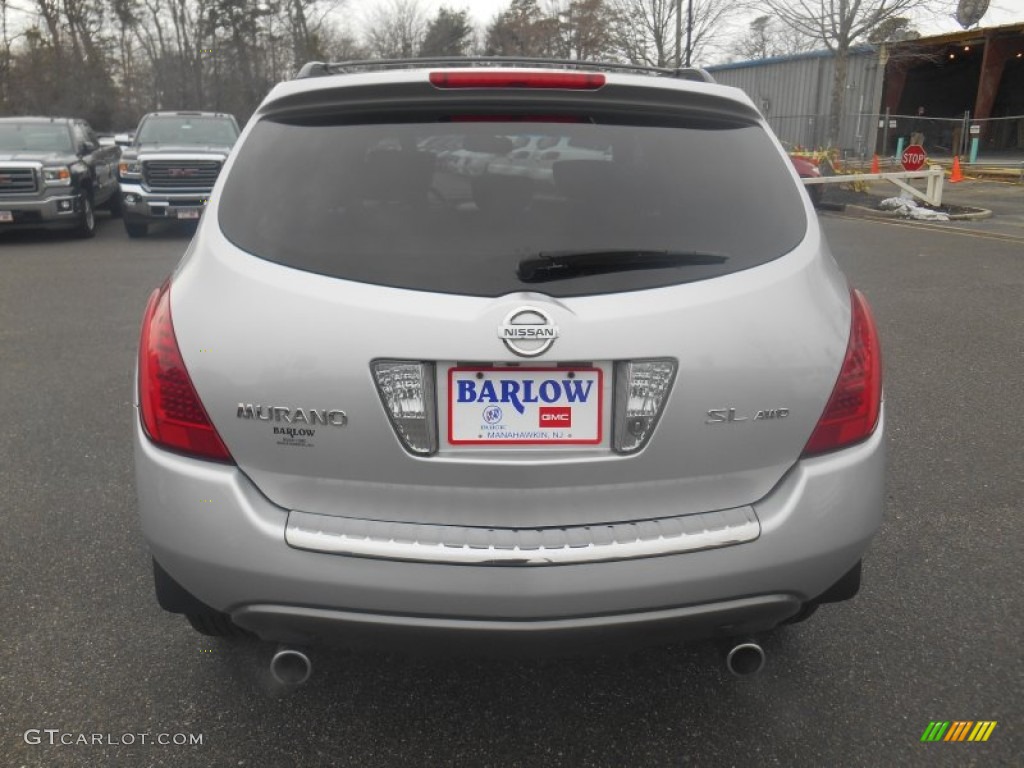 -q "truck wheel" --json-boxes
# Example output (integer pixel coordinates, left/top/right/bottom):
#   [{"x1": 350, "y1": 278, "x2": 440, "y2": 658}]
[
  {"x1": 74, "y1": 193, "x2": 96, "y2": 238},
  {"x1": 108, "y1": 191, "x2": 124, "y2": 218},
  {"x1": 125, "y1": 220, "x2": 148, "y2": 238}
]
